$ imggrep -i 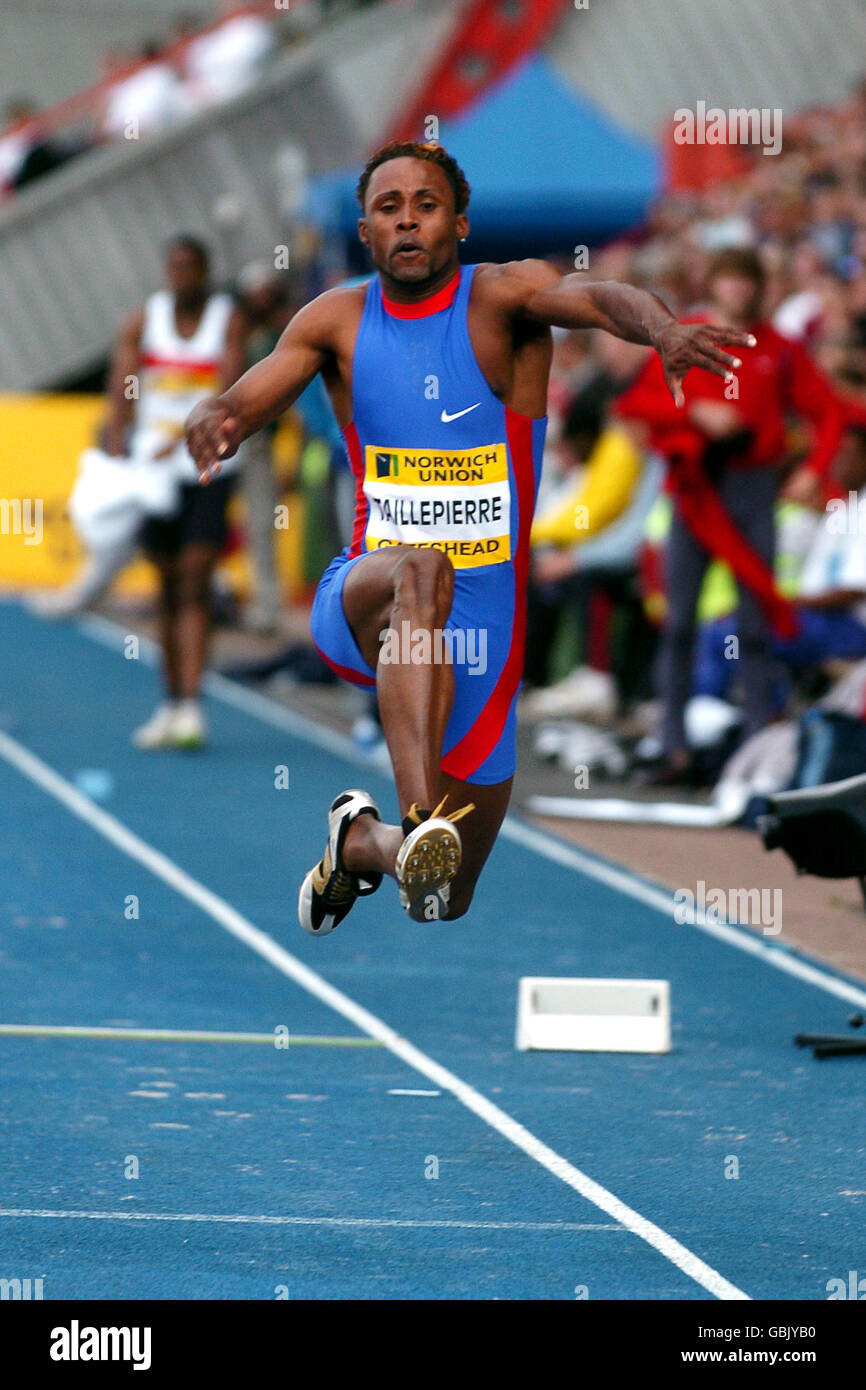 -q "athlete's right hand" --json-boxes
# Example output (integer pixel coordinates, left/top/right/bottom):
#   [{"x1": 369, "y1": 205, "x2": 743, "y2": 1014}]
[{"x1": 185, "y1": 399, "x2": 241, "y2": 484}]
